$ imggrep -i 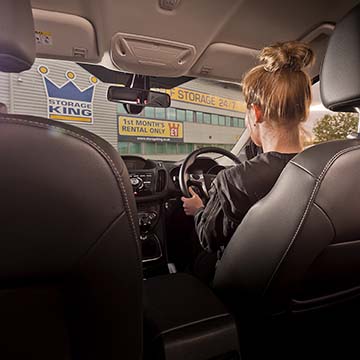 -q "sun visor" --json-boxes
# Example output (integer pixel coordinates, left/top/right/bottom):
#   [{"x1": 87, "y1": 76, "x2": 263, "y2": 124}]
[
  {"x1": 33, "y1": 9, "x2": 99, "y2": 62},
  {"x1": 320, "y1": 4, "x2": 360, "y2": 112},
  {"x1": 0, "y1": 0, "x2": 35, "y2": 73},
  {"x1": 190, "y1": 43, "x2": 258, "y2": 83}
]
